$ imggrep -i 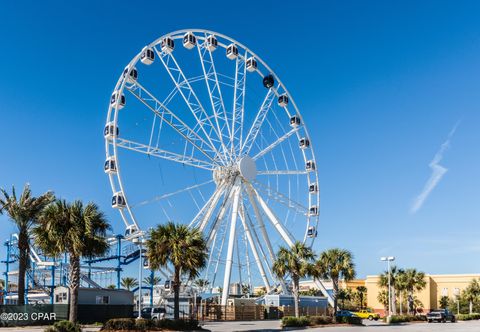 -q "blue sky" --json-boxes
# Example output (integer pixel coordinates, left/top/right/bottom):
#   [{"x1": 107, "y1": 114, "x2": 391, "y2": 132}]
[{"x1": 1, "y1": 0, "x2": 479, "y2": 281}]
